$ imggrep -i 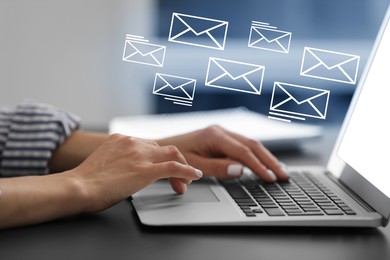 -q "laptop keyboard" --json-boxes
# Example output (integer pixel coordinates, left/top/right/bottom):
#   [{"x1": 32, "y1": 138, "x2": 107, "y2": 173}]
[{"x1": 220, "y1": 171, "x2": 356, "y2": 217}]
